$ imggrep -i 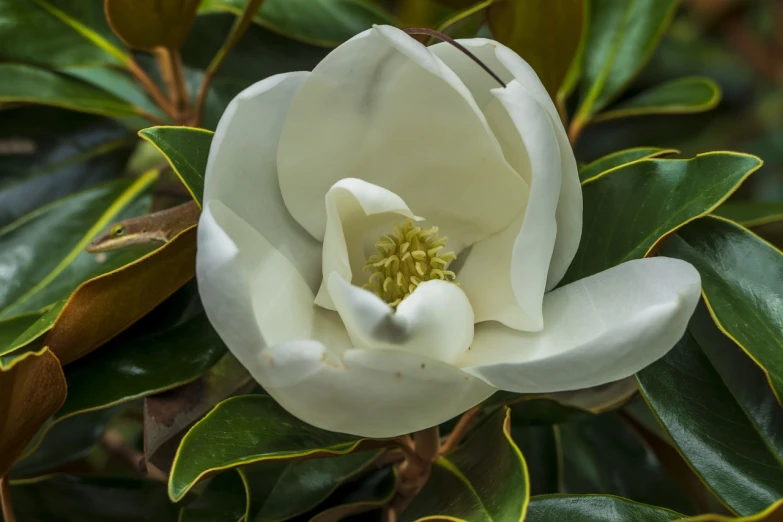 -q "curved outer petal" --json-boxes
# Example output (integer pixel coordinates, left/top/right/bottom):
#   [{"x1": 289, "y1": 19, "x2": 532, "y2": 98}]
[
  {"x1": 457, "y1": 257, "x2": 701, "y2": 393},
  {"x1": 315, "y1": 178, "x2": 420, "y2": 310},
  {"x1": 455, "y1": 81, "x2": 562, "y2": 330},
  {"x1": 204, "y1": 72, "x2": 322, "y2": 292},
  {"x1": 256, "y1": 340, "x2": 496, "y2": 438},
  {"x1": 431, "y1": 39, "x2": 582, "y2": 290},
  {"x1": 277, "y1": 25, "x2": 527, "y2": 253},
  {"x1": 197, "y1": 201, "x2": 350, "y2": 382},
  {"x1": 328, "y1": 273, "x2": 474, "y2": 363}
]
